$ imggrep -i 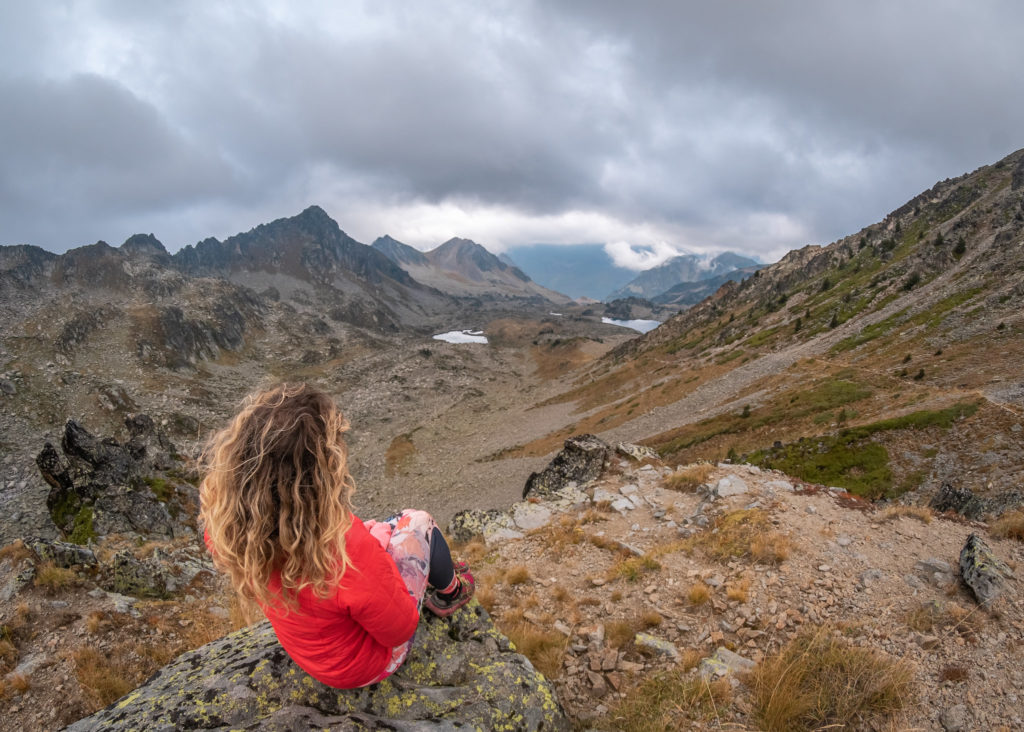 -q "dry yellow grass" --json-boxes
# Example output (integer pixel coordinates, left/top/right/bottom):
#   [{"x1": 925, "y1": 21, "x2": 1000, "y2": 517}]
[
  {"x1": 0, "y1": 540, "x2": 34, "y2": 563},
  {"x1": 498, "y1": 621, "x2": 567, "y2": 679},
  {"x1": 879, "y1": 505, "x2": 933, "y2": 524},
  {"x1": 505, "y1": 565, "x2": 531, "y2": 585},
  {"x1": 608, "y1": 556, "x2": 661, "y2": 582},
  {"x1": 640, "y1": 610, "x2": 663, "y2": 629},
  {"x1": 991, "y1": 510, "x2": 1024, "y2": 541},
  {"x1": 8, "y1": 673, "x2": 29, "y2": 694},
  {"x1": 605, "y1": 670, "x2": 732, "y2": 730},
  {"x1": 0, "y1": 638, "x2": 18, "y2": 673},
  {"x1": 687, "y1": 582, "x2": 711, "y2": 605},
  {"x1": 33, "y1": 561, "x2": 77, "y2": 593},
  {"x1": 606, "y1": 617, "x2": 643, "y2": 649},
  {"x1": 726, "y1": 578, "x2": 751, "y2": 603},
  {"x1": 682, "y1": 508, "x2": 792, "y2": 565},
  {"x1": 749, "y1": 627, "x2": 916, "y2": 732},
  {"x1": 73, "y1": 647, "x2": 137, "y2": 707},
  {"x1": 664, "y1": 463, "x2": 715, "y2": 492},
  {"x1": 680, "y1": 648, "x2": 705, "y2": 672}
]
